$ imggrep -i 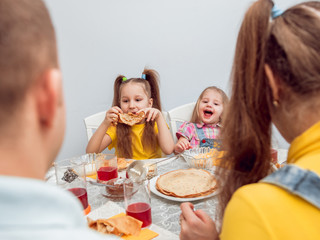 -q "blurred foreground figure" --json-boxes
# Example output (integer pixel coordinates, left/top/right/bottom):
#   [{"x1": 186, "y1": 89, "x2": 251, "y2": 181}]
[
  {"x1": 180, "y1": 1, "x2": 320, "y2": 239},
  {"x1": 0, "y1": 0, "x2": 117, "y2": 239}
]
